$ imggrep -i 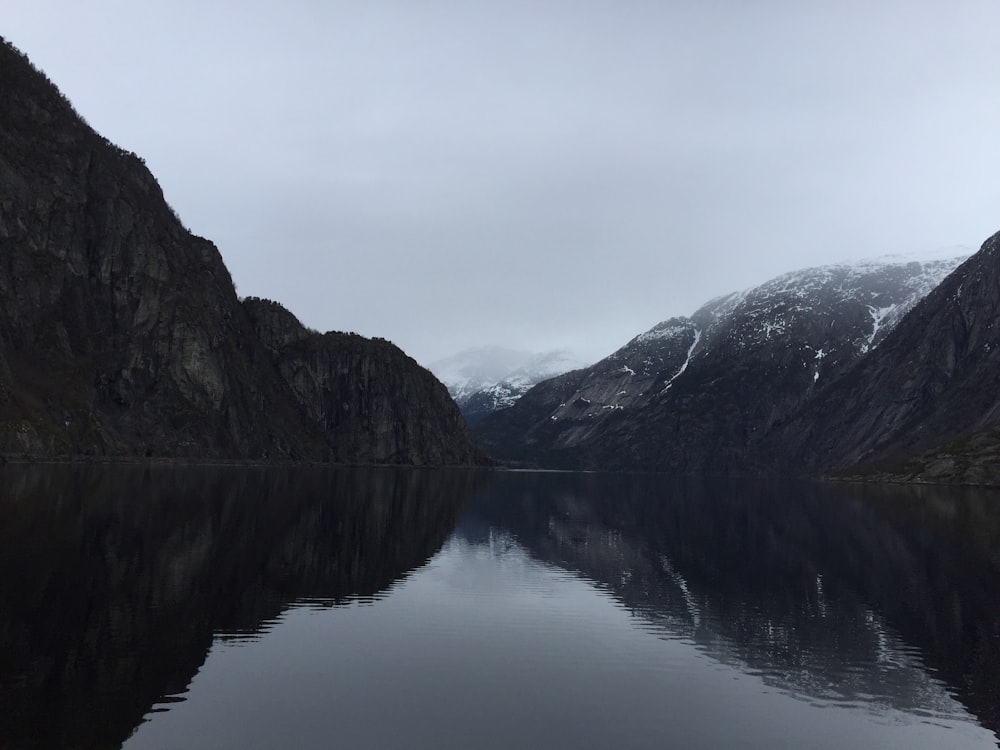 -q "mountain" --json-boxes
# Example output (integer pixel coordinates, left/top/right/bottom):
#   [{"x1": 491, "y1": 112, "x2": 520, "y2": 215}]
[
  {"x1": 429, "y1": 347, "x2": 539, "y2": 403},
  {"x1": 0, "y1": 38, "x2": 483, "y2": 465},
  {"x1": 429, "y1": 347, "x2": 588, "y2": 426},
  {"x1": 769, "y1": 231, "x2": 1000, "y2": 484},
  {"x1": 474, "y1": 252, "x2": 969, "y2": 472},
  {"x1": 245, "y1": 299, "x2": 484, "y2": 464}
]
